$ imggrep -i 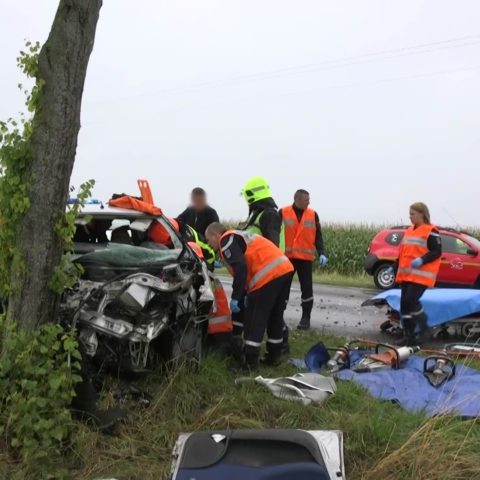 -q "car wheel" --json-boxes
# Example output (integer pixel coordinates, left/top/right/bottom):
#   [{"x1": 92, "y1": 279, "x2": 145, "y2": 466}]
[
  {"x1": 460, "y1": 322, "x2": 478, "y2": 339},
  {"x1": 374, "y1": 264, "x2": 395, "y2": 290}
]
